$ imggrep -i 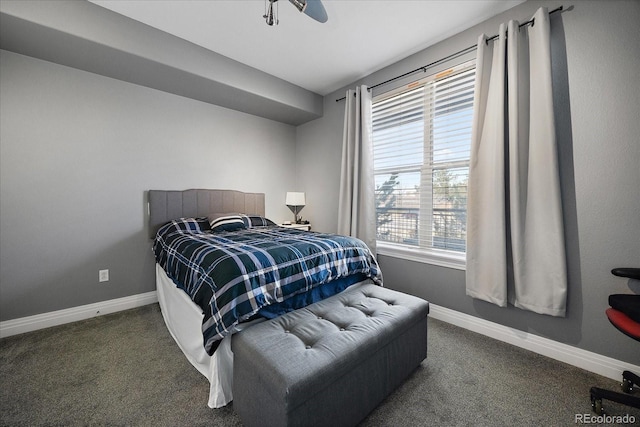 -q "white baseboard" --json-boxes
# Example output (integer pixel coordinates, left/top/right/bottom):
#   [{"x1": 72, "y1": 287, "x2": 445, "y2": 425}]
[
  {"x1": 0, "y1": 291, "x2": 158, "y2": 339},
  {"x1": 2, "y1": 293, "x2": 637, "y2": 382},
  {"x1": 428, "y1": 304, "x2": 640, "y2": 382}
]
